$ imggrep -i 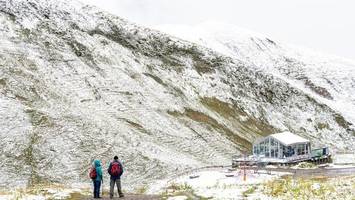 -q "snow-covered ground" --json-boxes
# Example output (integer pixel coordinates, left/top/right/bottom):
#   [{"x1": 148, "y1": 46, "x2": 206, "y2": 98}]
[
  {"x1": 0, "y1": 186, "x2": 86, "y2": 200},
  {"x1": 1, "y1": 165, "x2": 354, "y2": 199},
  {"x1": 333, "y1": 154, "x2": 355, "y2": 165},
  {"x1": 150, "y1": 168, "x2": 286, "y2": 199},
  {"x1": 150, "y1": 167, "x2": 355, "y2": 200}
]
